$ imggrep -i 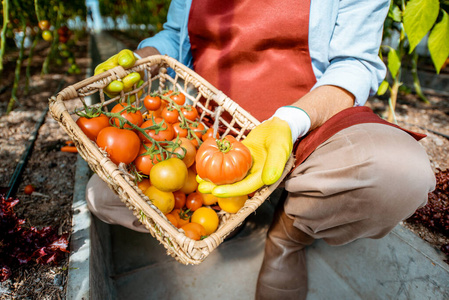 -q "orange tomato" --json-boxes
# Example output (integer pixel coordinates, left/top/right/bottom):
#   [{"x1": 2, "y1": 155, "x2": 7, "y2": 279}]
[
  {"x1": 166, "y1": 213, "x2": 178, "y2": 228},
  {"x1": 137, "y1": 178, "x2": 151, "y2": 192},
  {"x1": 191, "y1": 207, "x2": 219, "y2": 235},
  {"x1": 170, "y1": 208, "x2": 190, "y2": 228},
  {"x1": 179, "y1": 168, "x2": 198, "y2": 194},
  {"x1": 186, "y1": 192, "x2": 203, "y2": 212},
  {"x1": 201, "y1": 193, "x2": 219, "y2": 206},
  {"x1": 181, "y1": 222, "x2": 206, "y2": 240}
]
